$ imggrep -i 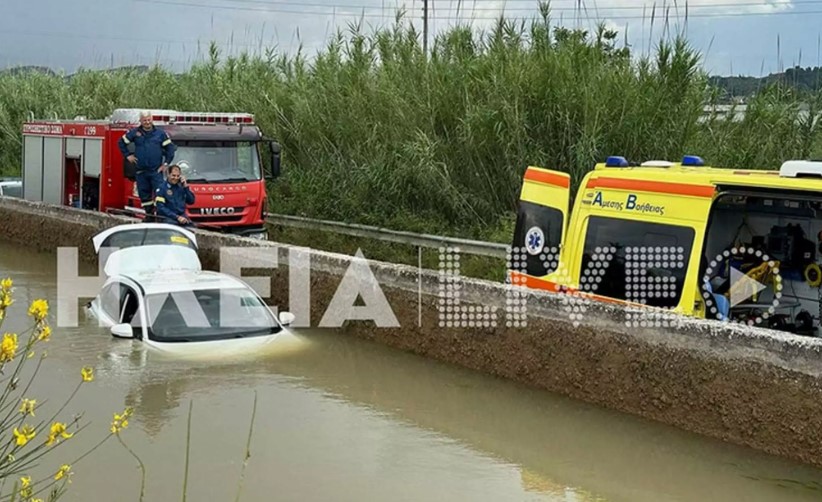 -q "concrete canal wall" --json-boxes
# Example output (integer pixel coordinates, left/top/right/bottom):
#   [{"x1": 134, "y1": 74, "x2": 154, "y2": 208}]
[{"x1": 3, "y1": 196, "x2": 822, "y2": 468}]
